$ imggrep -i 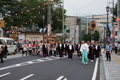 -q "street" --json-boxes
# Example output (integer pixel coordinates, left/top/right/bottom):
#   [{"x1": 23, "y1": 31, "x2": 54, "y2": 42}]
[{"x1": 0, "y1": 55, "x2": 99, "y2": 80}]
